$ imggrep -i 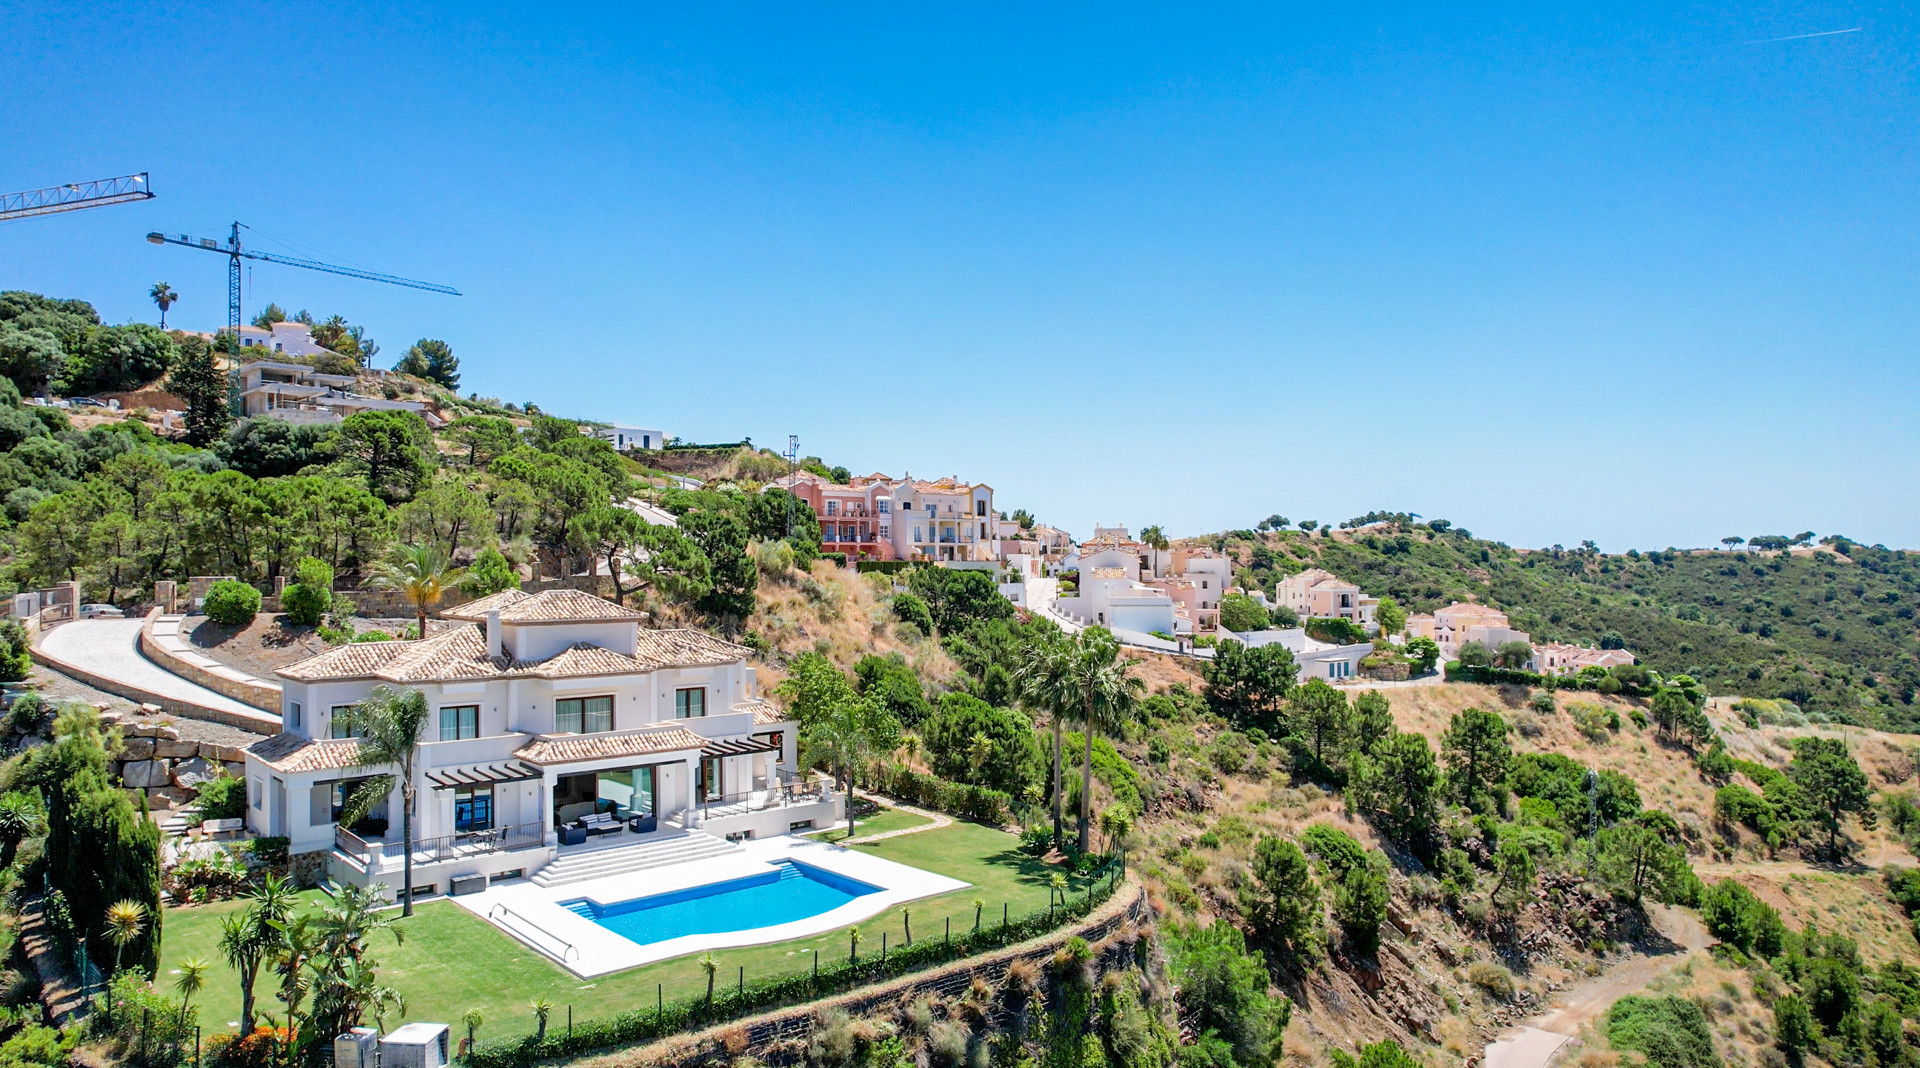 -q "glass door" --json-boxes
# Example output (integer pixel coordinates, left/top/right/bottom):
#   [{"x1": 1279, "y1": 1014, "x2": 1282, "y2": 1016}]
[{"x1": 699, "y1": 757, "x2": 723, "y2": 802}]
